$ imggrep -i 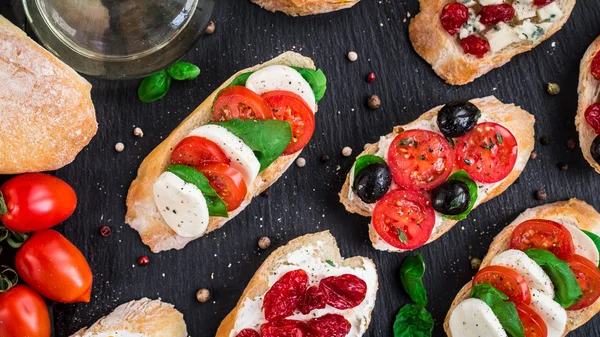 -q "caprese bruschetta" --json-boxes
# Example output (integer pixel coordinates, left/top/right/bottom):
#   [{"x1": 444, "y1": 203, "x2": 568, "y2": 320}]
[
  {"x1": 409, "y1": 0, "x2": 575, "y2": 85},
  {"x1": 215, "y1": 231, "x2": 378, "y2": 337},
  {"x1": 126, "y1": 52, "x2": 326, "y2": 252},
  {"x1": 576, "y1": 35, "x2": 600, "y2": 174},
  {"x1": 339, "y1": 96, "x2": 535, "y2": 252},
  {"x1": 445, "y1": 199, "x2": 600, "y2": 337}
]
